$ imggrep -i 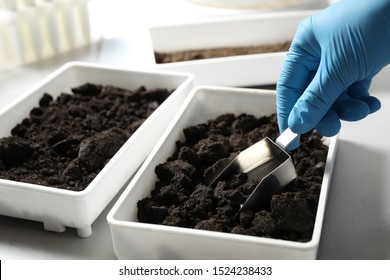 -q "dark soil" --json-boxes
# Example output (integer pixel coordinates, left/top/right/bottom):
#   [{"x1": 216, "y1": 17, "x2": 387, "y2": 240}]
[
  {"x1": 155, "y1": 41, "x2": 291, "y2": 63},
  {"x1": 0, "y1": 83, "x2": 172, "y2": 191},
  {"x1": 137, "y1": 113, "x2": 328, "y2": 242}
]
